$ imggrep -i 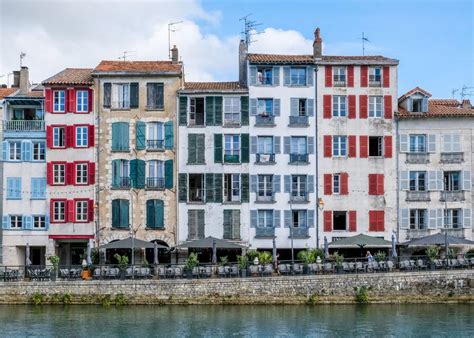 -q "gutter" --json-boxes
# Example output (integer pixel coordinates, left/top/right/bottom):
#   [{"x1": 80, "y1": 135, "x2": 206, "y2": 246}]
[{"x1": 314, "y1": 65, "x2": 319, "y2": 249}]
